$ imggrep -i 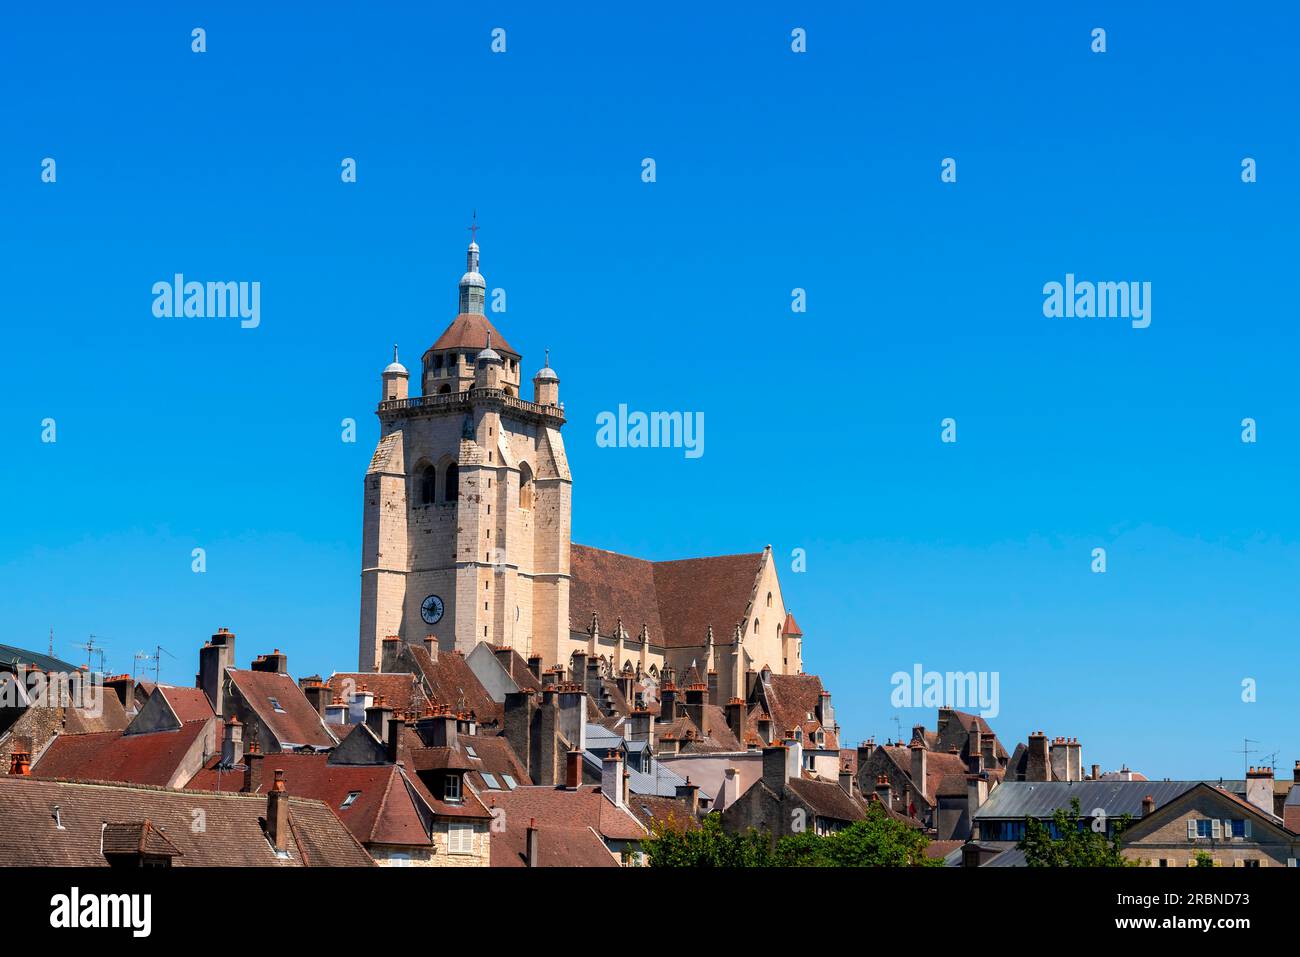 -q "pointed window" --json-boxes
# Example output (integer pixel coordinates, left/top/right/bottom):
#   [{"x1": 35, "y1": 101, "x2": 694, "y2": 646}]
[
  {"x1": 519, "y1": 463, "x2": 534, "y2": 510},
  {"x1": 444, "y1": 464, "x2": 459, "y2": 503},
  {"x1": 420, "y1": 465, "x2": 437, "y2": 505}
]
